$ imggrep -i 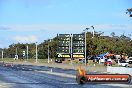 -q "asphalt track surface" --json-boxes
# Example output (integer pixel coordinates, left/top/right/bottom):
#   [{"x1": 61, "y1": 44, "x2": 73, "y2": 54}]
[{"x1": 0, "y1": 63, "x2": 132, "y2": 88}]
